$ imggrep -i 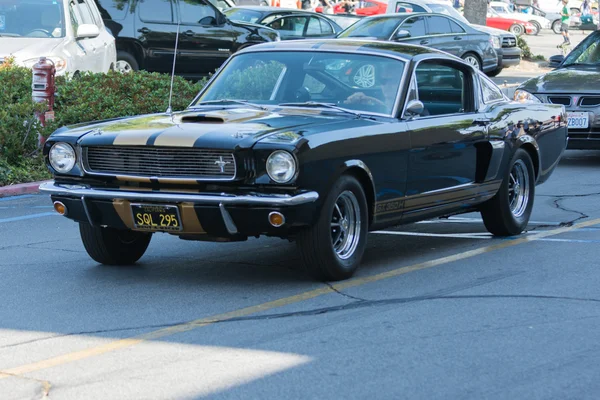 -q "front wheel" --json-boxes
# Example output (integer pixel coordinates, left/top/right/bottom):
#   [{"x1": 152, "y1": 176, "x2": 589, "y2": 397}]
[
  {"x1": 79, "y1": 223, "x2": 152, "y2": 265},
  {"x1": 297, "y1": 175, "x2": 368, "y2": 281},
  {"x1": 480, "y1": 148, "x2": 535, "y2": 236},
  {"x1": 462, "y1": 53, "x2": 482, "y2": 70},
  {"x1": 552, "y1": 20, "x2": 562, "y2": 34}
]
